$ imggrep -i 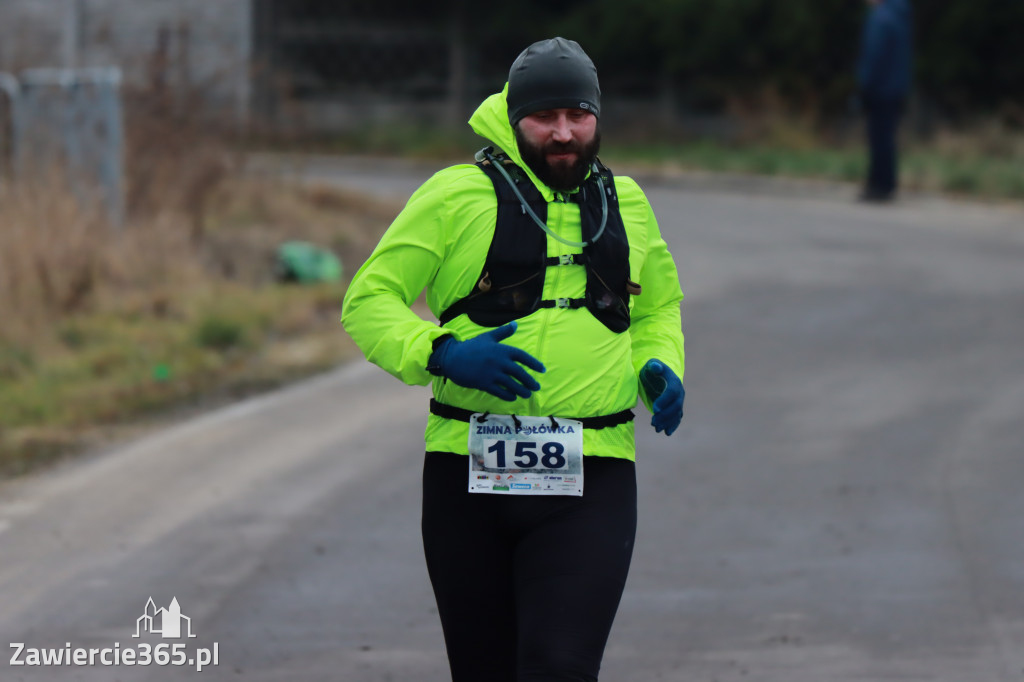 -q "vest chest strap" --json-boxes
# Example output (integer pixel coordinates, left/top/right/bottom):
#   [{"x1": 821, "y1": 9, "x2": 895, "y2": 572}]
[
  {"x1": 545, "y1": 253, "x2": 587, "y2": 266},
  {"x1": 538, "y1": 297, "x2": 585, "y2": 310}
]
